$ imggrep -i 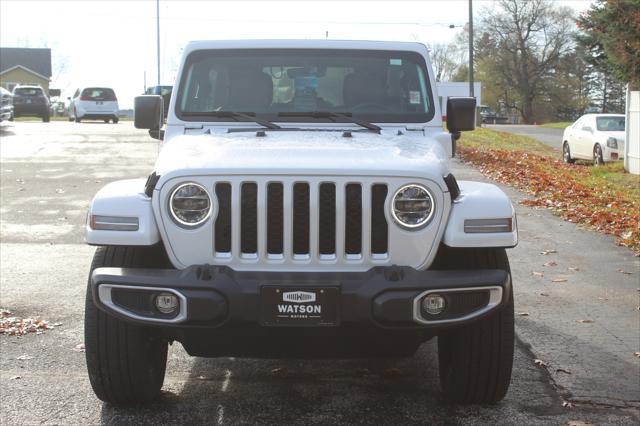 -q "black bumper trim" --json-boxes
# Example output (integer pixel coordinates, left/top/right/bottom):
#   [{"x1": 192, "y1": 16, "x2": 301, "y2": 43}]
[{"x1": 91, "y1": 265, "x2": 511, "y2": 330}]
